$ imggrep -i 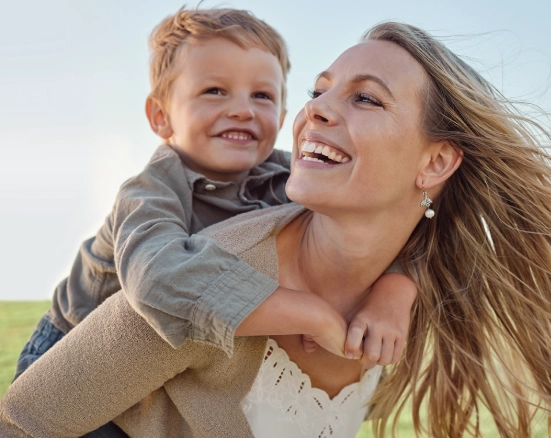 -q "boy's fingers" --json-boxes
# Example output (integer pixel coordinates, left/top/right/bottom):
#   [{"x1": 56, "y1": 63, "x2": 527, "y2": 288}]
[
  {"x1": 377, "y1": 338, "x2": 394, "y2": 366},
  {"x1": 301, "y1": 335, "x2": 318, "y2": 353},
  {"x1": 360, "y1": 333, "x2": 382, "y2": 369},
  {"x1": 391, "y1": 337, "x2": 406, "y2": 363},
  {"x1": 345, "y1": 320, "x2": 367, "y2": 359}
]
